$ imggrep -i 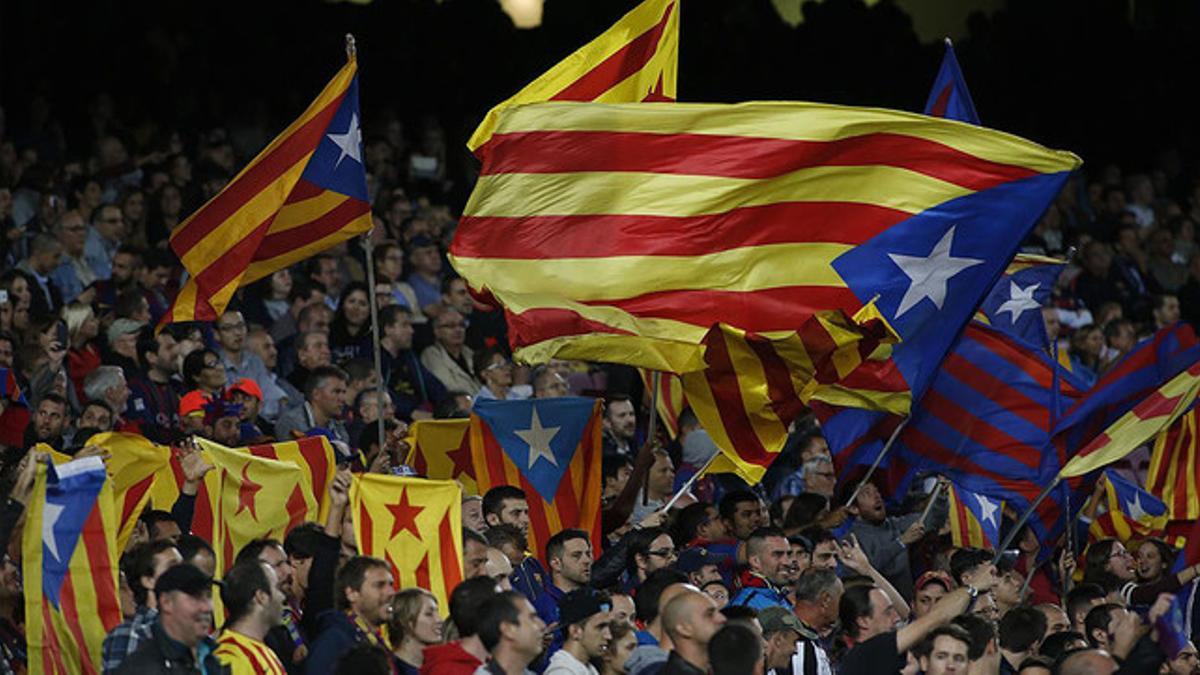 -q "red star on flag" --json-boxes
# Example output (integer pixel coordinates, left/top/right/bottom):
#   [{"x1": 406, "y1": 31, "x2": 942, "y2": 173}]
[
  {"x1": 388, "y1": 489, "x2": 425, "y2": 541},
  {"x1": 445, "y1": 439, "x2": 475, "y2": 481},
  {"x1": 235, "y1": 464, "x2": 262, "y2": 520}
]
